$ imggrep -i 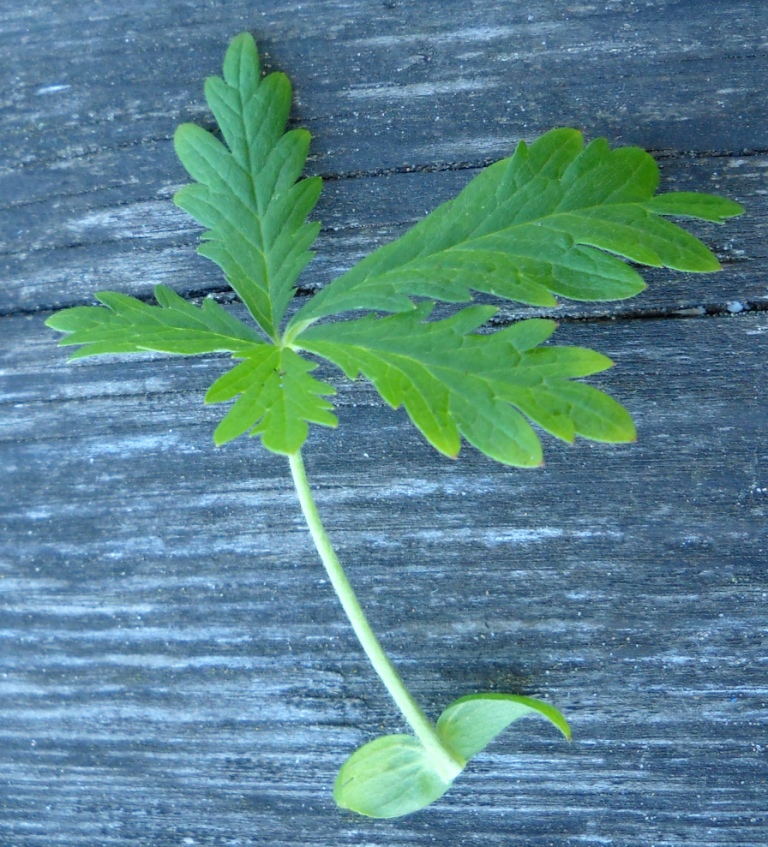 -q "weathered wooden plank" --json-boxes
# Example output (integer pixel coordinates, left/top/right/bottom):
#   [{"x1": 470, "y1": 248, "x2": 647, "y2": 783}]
[
  {"x1": 1, "y1": 310, "x2": 766, "y2": 845},
  {"x1": 0, "y1": 3, "x2": 768, "y2": 314},
  {"x1": 1, "y1": 149, "x2": 762, "y2": 317},
  {"x1": 3, "y1": 2, "x2": 764, "y2": 317},
  {"x1": 2, "y1": 0, "x2": 766, "y2": 178},
  {"x1": 2, "y1": 1, "x2": 766, "y2": 844}
]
